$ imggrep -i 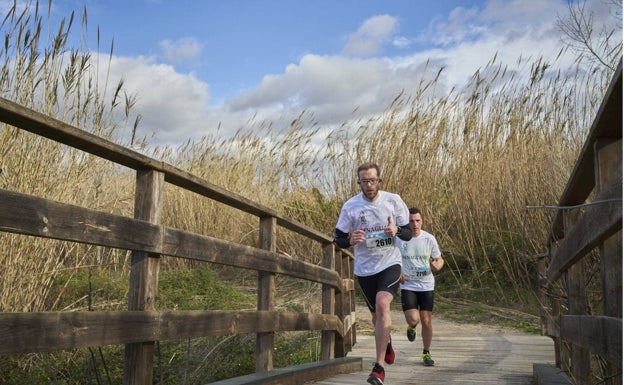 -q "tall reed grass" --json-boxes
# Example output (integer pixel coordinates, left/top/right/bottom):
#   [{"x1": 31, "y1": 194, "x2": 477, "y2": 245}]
[
  {"x1": 0, "y1": 0, "x2": 619, "y2": 311},
  {"x1": 0, "y1": 1, "x2": 620, "y2": 383}
]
